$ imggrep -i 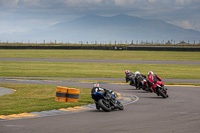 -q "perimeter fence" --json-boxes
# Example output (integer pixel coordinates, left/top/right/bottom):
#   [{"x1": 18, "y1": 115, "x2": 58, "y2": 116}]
[
  {"x1": 1, "y1": 40, "x2": 200, "y2": 51},
  {"x1": 0, "y1": 40, "x2": 200, "y2": 46}
]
